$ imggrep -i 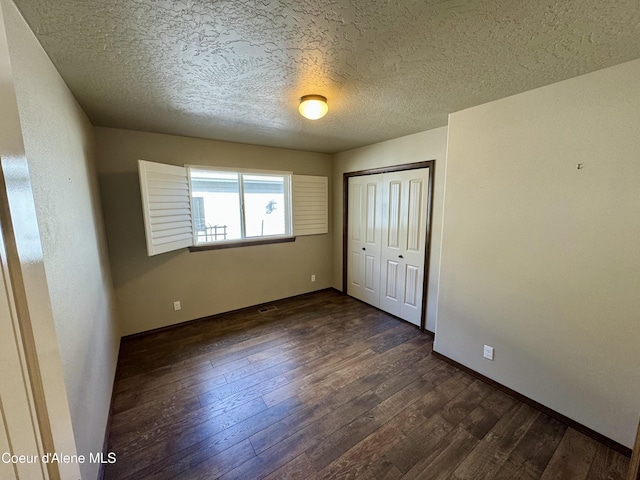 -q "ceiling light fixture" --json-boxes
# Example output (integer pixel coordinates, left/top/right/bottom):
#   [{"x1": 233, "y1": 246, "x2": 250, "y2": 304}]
[{"x1": 299, "y1": 95, "x2": 328, "y2": 120}]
